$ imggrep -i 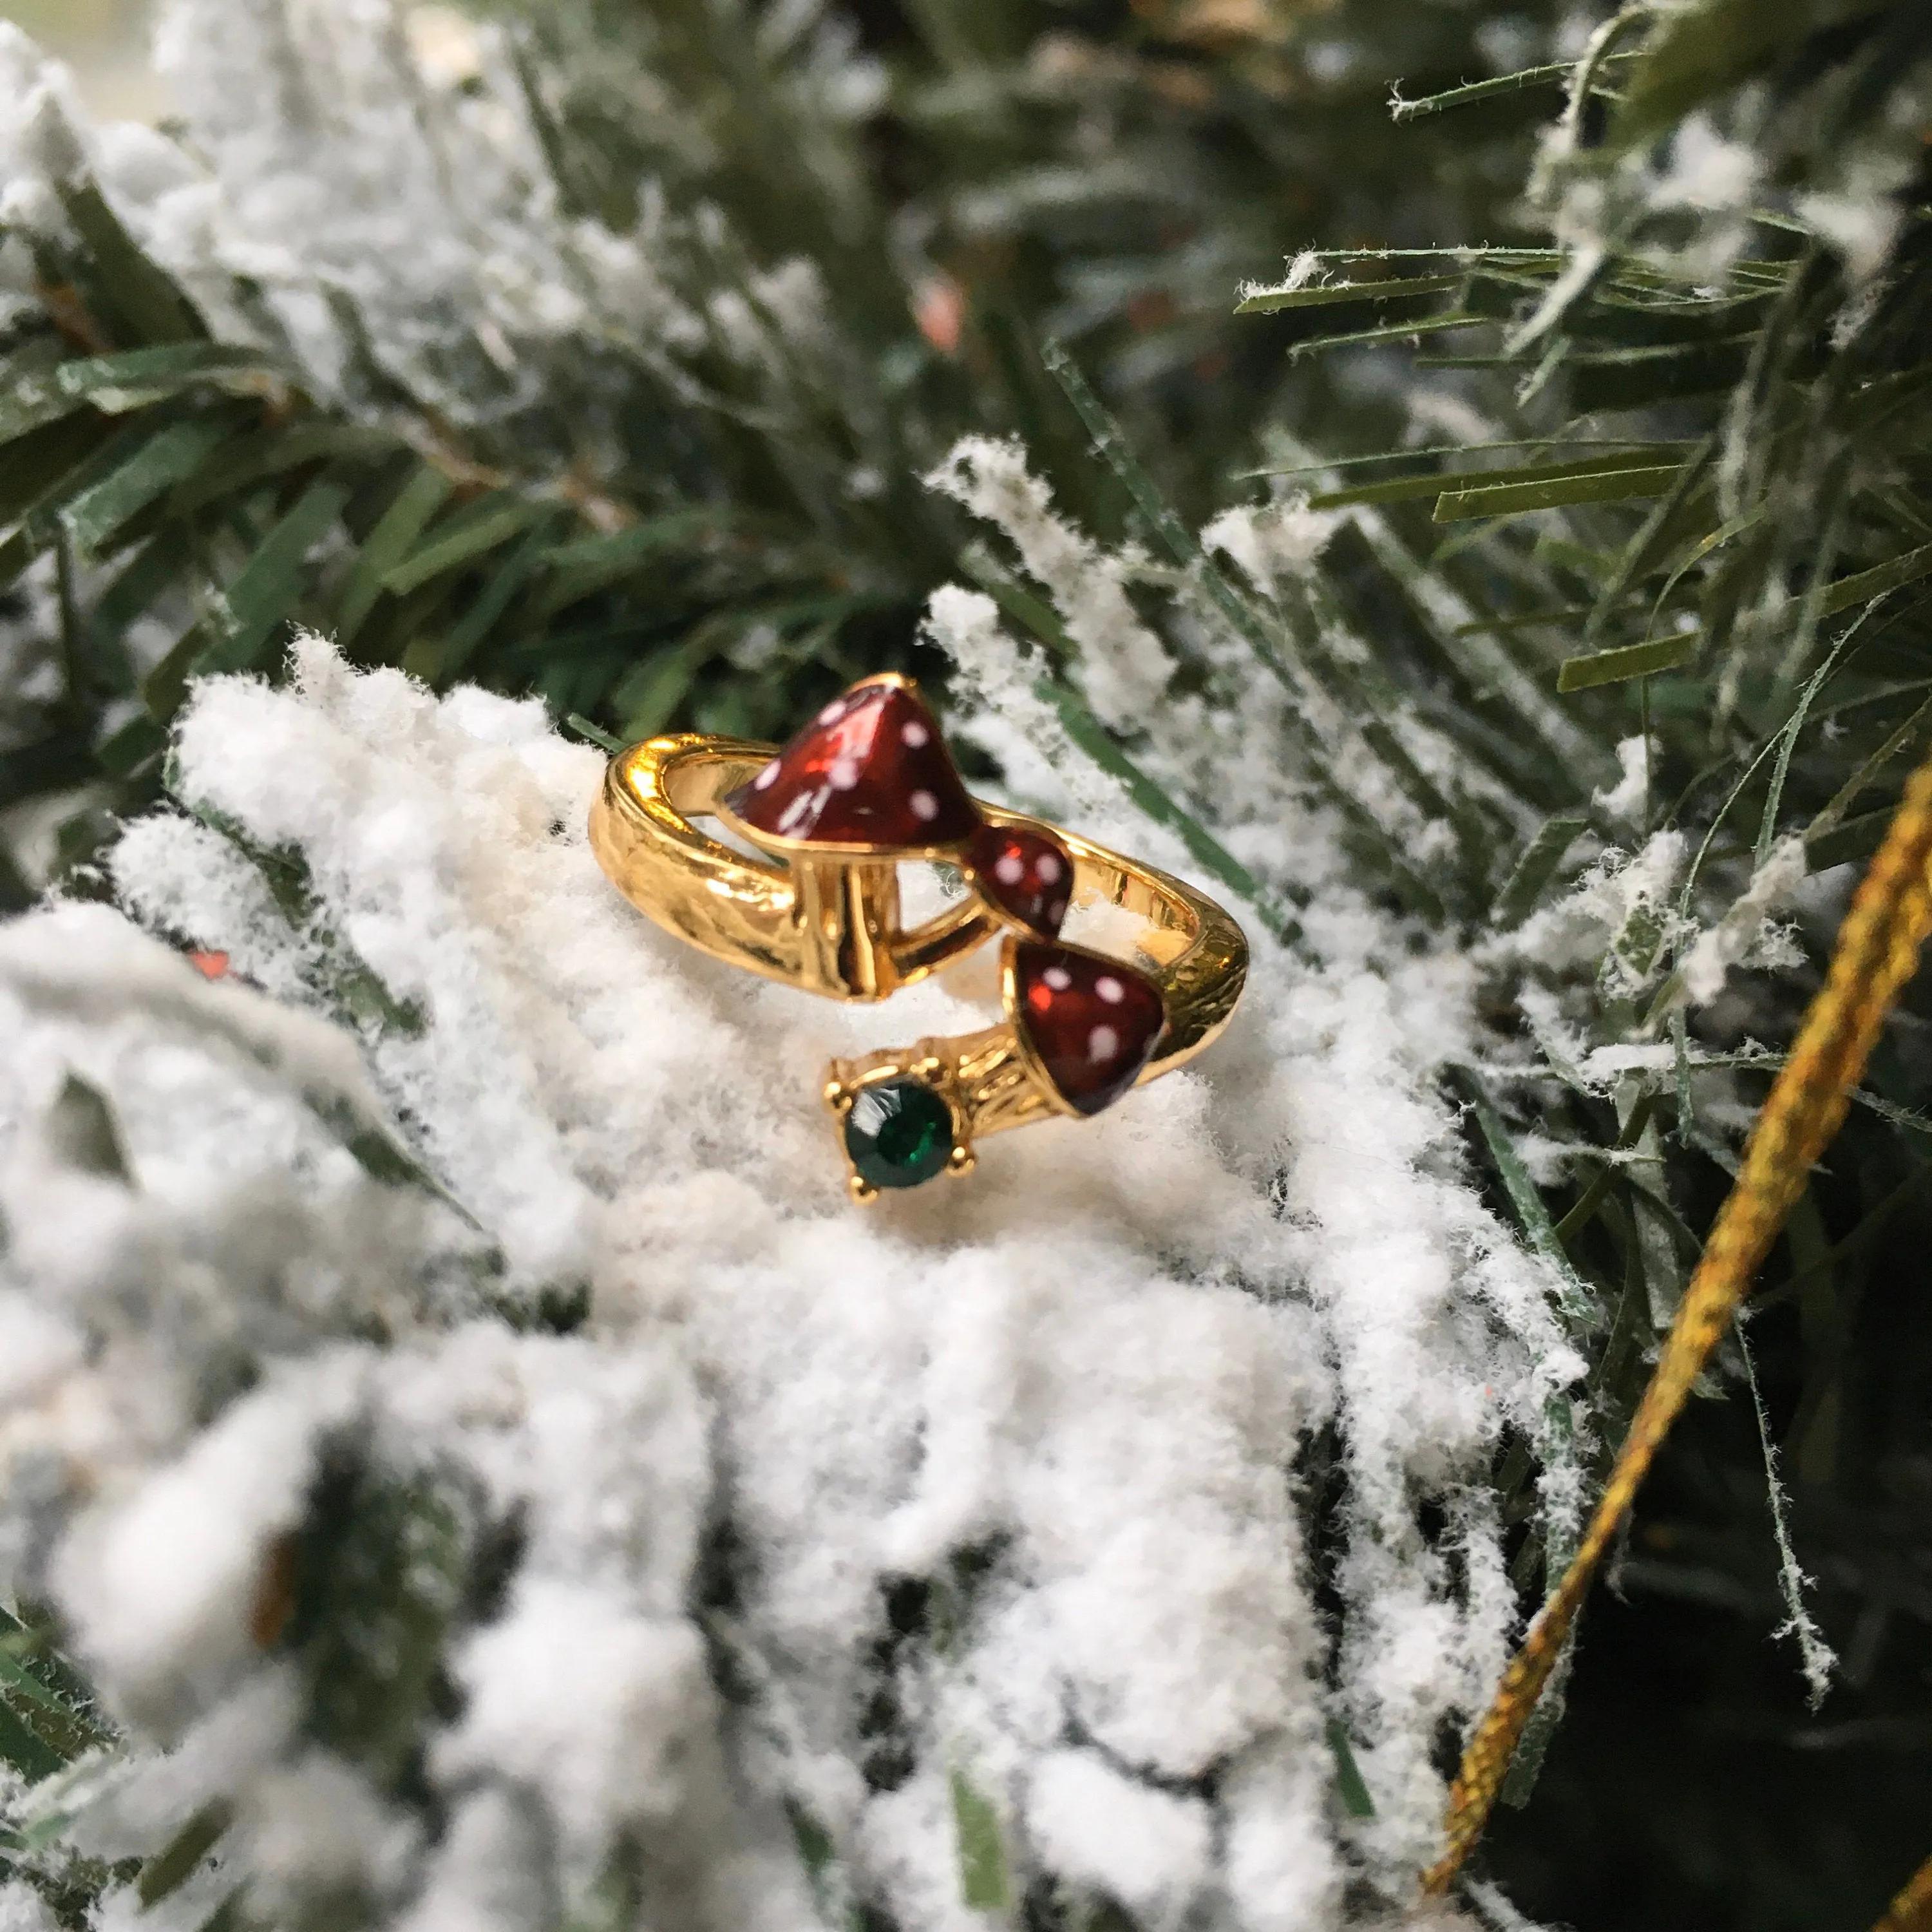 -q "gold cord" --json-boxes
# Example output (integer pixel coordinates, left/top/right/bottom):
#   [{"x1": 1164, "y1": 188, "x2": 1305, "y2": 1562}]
[{"x1": 1875, "y1": 1852, "x2": 1932, "y2": 1932}]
